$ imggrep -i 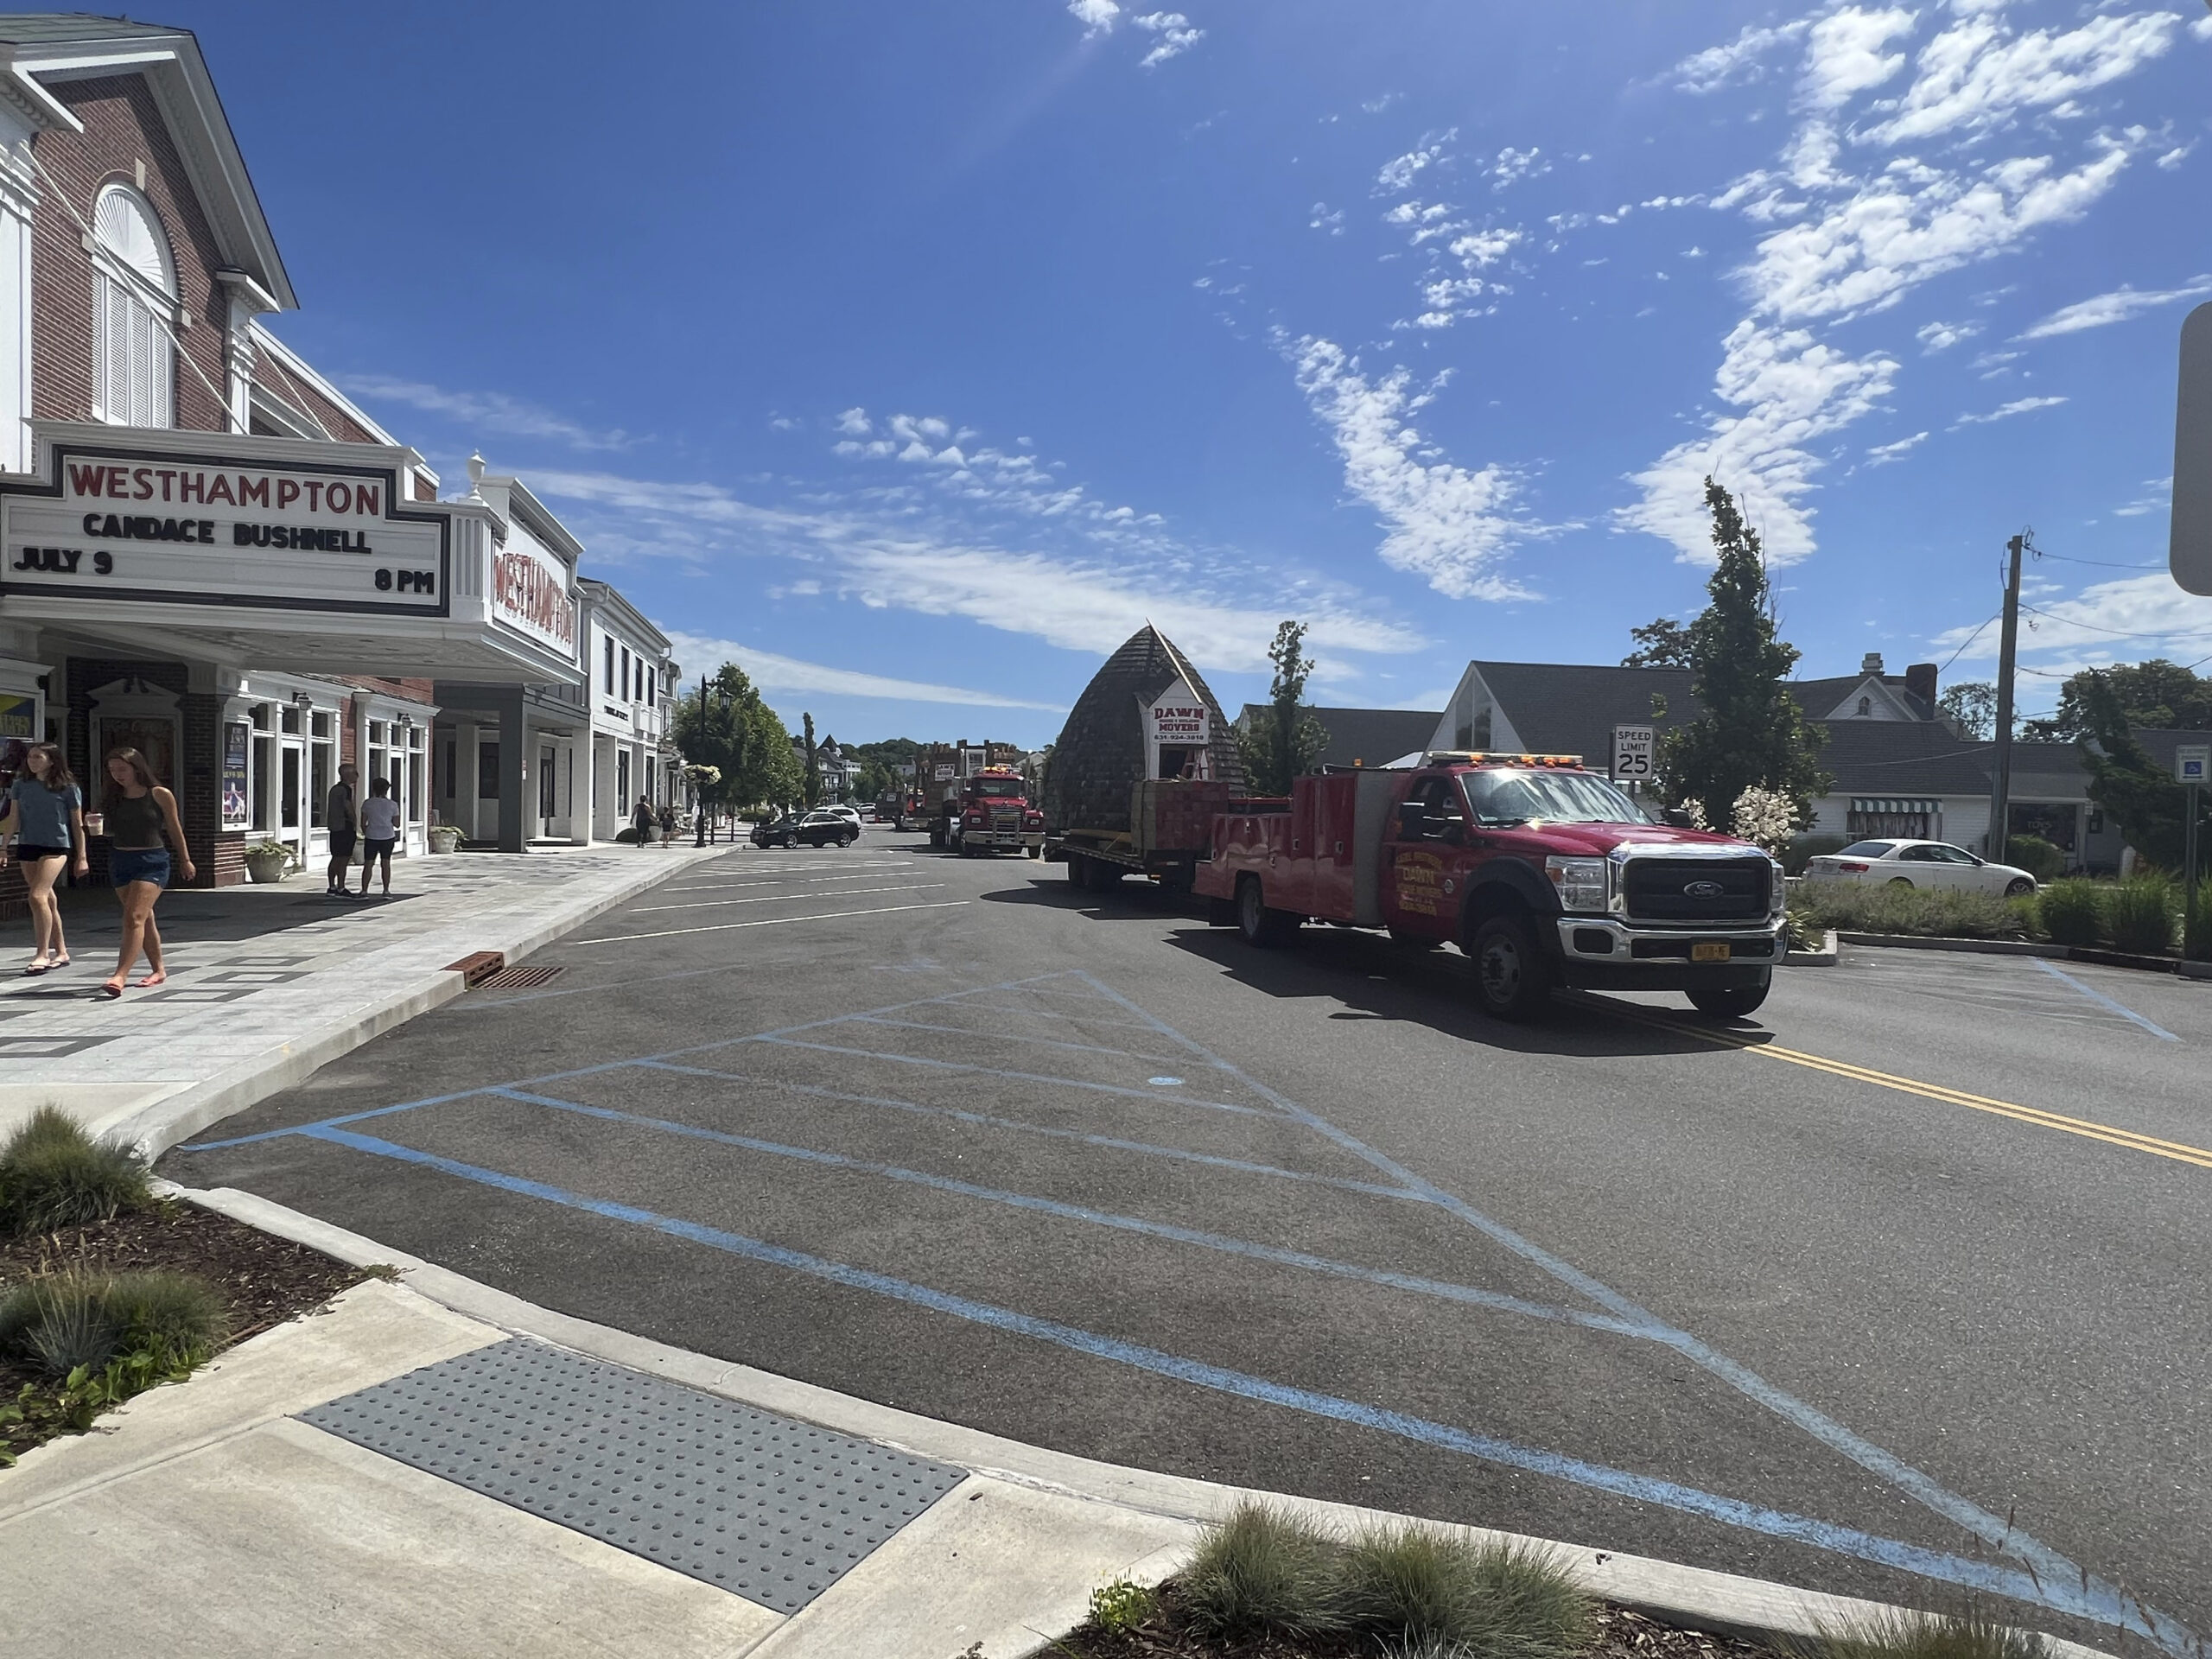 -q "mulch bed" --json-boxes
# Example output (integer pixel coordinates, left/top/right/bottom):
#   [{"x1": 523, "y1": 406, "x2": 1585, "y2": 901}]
[
  {"x1": 1052, "y1": 1587, "x2": 1783, "y2": 1659},
  {"x1": 1, "y1": 1200, "x2": 366, "y2": 1464}
]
